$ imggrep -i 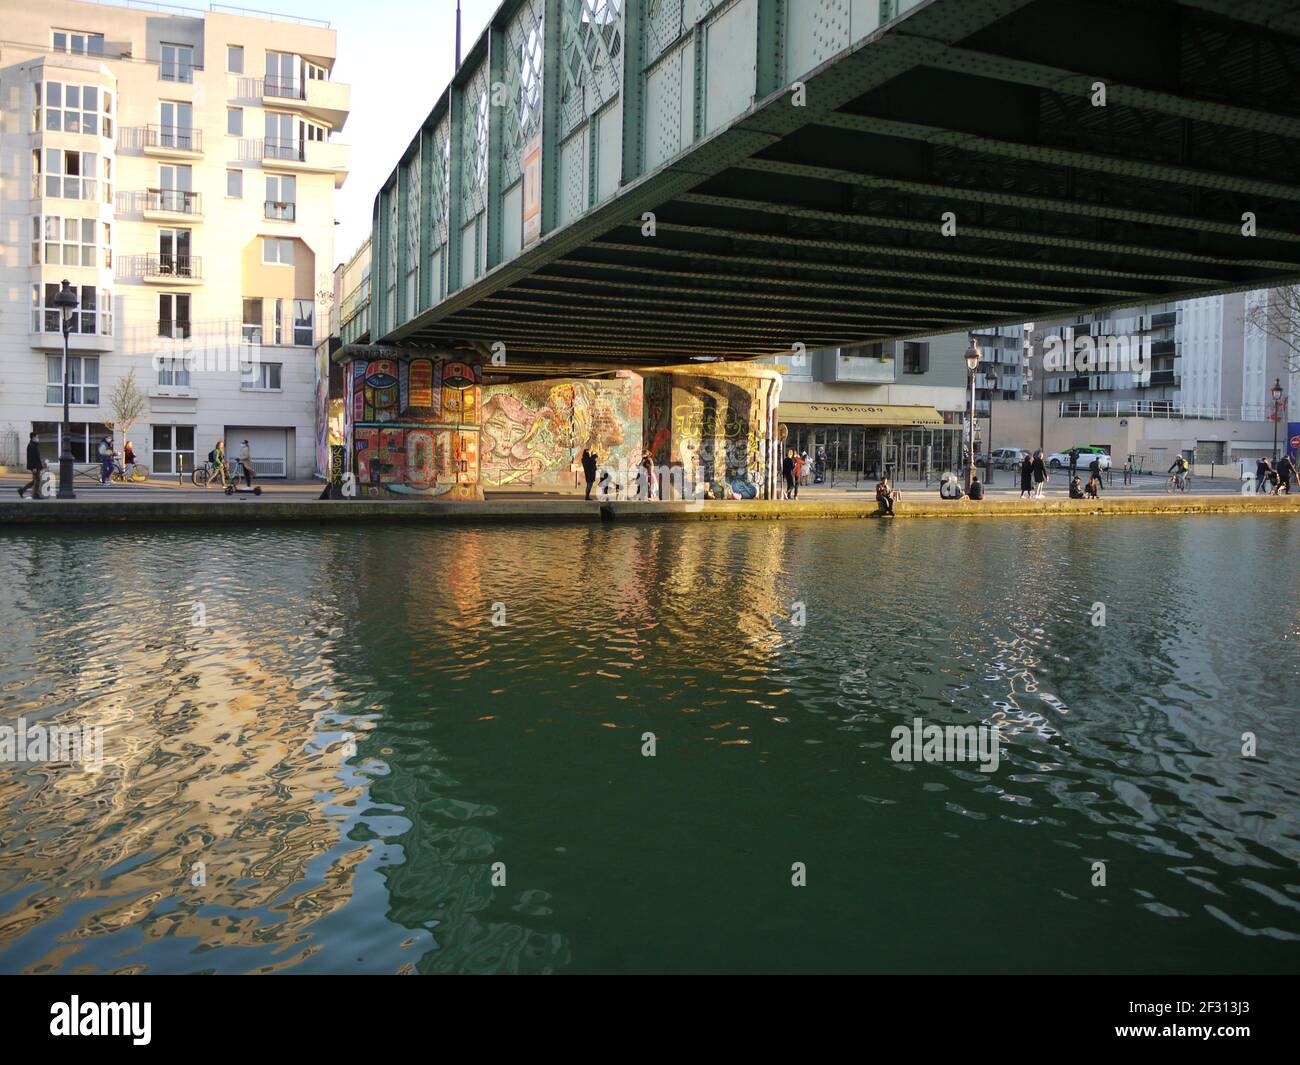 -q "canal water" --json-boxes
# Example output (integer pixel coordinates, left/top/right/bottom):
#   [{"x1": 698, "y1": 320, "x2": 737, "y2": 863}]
[{"x1": 0, "y1": 517, "x2": 1296, "y2": 974}]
